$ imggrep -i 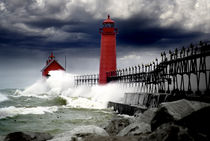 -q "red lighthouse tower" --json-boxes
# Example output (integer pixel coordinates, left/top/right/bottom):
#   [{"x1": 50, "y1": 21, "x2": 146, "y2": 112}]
[{"x1": 99, "y1": 15, "x2": 117, "y2": 84}]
